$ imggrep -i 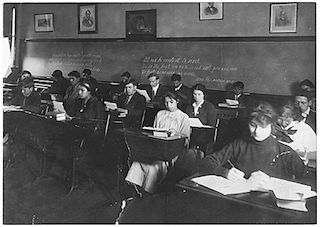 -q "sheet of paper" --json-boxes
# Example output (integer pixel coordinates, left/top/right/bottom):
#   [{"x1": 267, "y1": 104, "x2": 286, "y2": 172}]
[
  {"x1": 276, "y1": 199, "x2": 308, "y2": 212},
  {"x1": 104, "y1": 101, "x2": 118, "y2": 110},
  {"x1": 3, "y1": 105, "x2": 23, "y2": 112},
  {"x1": 191, "y1": 175, "x2": 251, "y2": 195},
  {"x1": 136, "y1": 89, "x2": 151, "y2": 102},
  {"x1": 142, "y1": 126, "x2": 169, "y2": 132},
  {"x1": 53, "y1": 101, "x2": 67, "y2": 113},
  {"x1": 189, "y1": 118, "x2": 212, "y2": 128},
  {"x1": 226, "y1": 99, "x2": 239, "y2": 106}
]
